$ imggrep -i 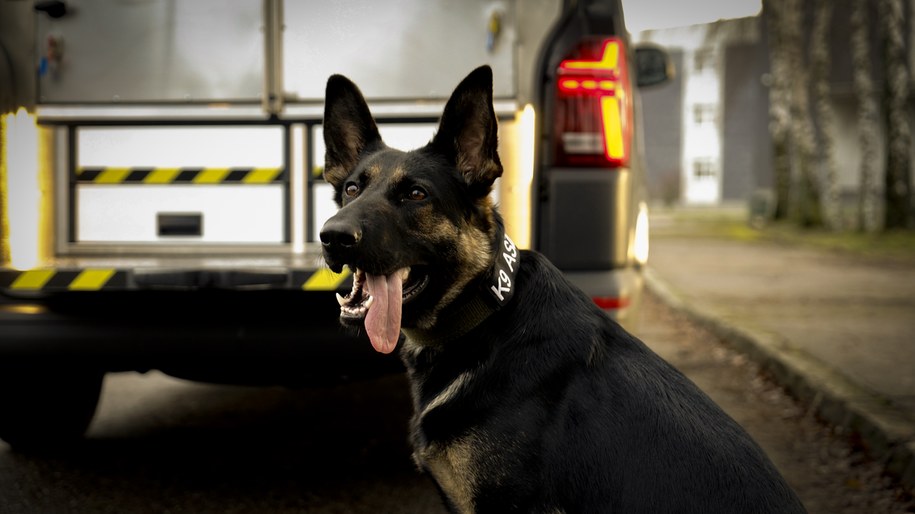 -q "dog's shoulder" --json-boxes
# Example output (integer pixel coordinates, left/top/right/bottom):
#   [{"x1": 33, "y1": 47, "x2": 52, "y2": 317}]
[
  {"x1": 408, "y1": 249, "x2": 806, "y2": 513},
  {"x1": 510, "y1": 250, "x2": 608, "y2": 322},
  {"x1": 503, "y1": 249, "x2": 633, "y2": 354}
]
